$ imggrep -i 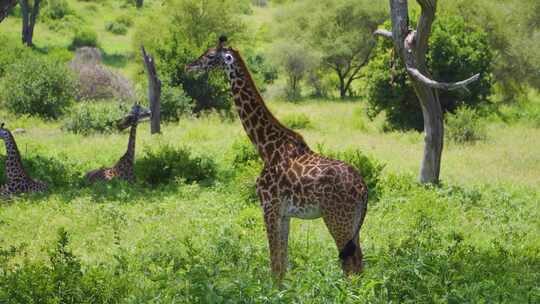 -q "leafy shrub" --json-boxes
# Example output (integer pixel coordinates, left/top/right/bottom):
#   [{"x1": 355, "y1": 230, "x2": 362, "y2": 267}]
[
  {"x1": 282, "y1": 113, "x2": 313, "y2": 129},
  {"x1": 352, "y1": 106, "x2": 368, "y2": 131},
  {"x1": 0, "y1": 228, "x2": 131, "y2": 303},
  {"x1": 105, "y1": 21, "x2": 128, "y2": 35},
  {"x1": 70, "y1": 28, "x2": 99, "y2": 50},
  {"x1": 44, "y1": 0, "x2": 71, "y2": 19},
  {"x1": 0, "y1": 35, "x2": 30, "y2": 78},
  {"x1": 0, "y1": 55, "x2": 75, "y2": 119},
  {"x1": 319, "y1": 146, "x2": 385, "y2": 201},
  {"x1": 445, "y1": 106, "x2": 486, "y2": 143},
  {"x1": 160, "y1": 84, "x2": 194, "y2": 122},
  {"x1": 62, "y1": 102, "x2": 125, "y2": 135},
  {"x1": 365, "y1": 16, "x2": 493, "y2": 131},
  {"x1": 136, "y1": 145, "x2": 217, "y2": 185},
  {"x1": 226, "y1": 137, "x2": 261, "y2": 203},
  {"x1": 115, "y1": 15, "x2": 133, "y2": 27}
]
